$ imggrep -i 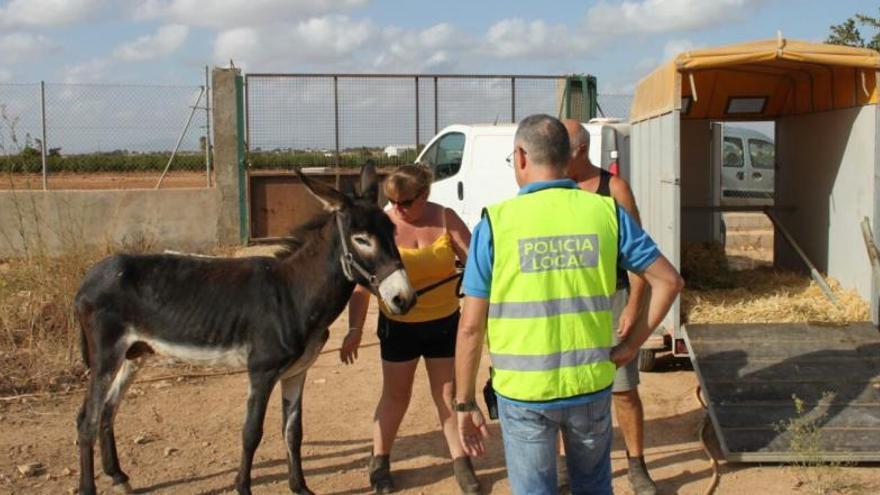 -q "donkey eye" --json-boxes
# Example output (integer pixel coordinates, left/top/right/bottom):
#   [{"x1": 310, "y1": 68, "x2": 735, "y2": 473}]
[{"x1": 352, "y1": 235, "x2": 371, "y2": 247}]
